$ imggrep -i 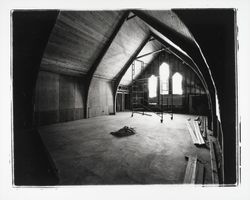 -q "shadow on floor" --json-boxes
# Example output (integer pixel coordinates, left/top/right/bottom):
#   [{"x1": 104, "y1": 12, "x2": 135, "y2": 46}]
[{"x1": 14, "y1": 128, "x2": 59, "y2": 186}]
